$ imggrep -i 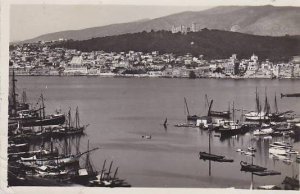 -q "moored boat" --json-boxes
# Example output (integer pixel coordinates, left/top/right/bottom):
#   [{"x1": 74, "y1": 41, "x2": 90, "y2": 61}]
[{"x1": 240, "y1": 161, "x2": 267, "y2": 172}]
